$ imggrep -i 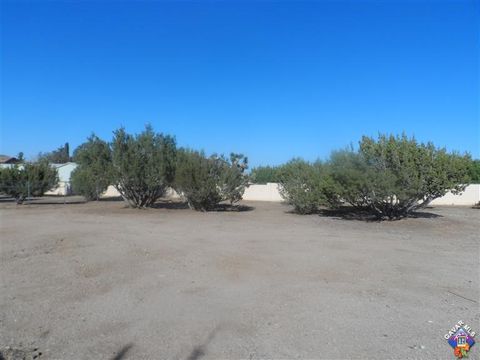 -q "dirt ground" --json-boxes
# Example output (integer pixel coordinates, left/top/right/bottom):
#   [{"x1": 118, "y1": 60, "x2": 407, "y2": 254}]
[{"x1": 1, "y1": 198, "x2": 479, "y2": 359}]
